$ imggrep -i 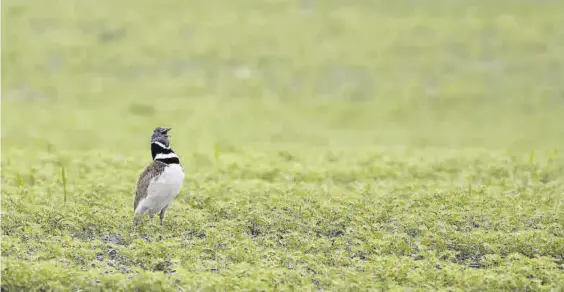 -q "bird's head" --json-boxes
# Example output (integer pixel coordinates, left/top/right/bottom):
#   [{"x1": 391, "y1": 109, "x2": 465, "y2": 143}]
[{"x1": 151, "y1": 127, "x2": 172, "y2": 148}]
